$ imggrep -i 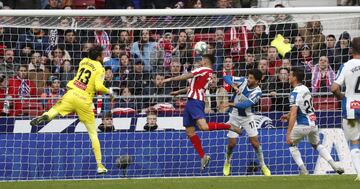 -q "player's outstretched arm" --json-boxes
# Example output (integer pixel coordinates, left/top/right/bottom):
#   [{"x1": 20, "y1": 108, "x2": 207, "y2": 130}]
[
  {"x1": 170, "y1": 87, "x2": 189, "y2": 97},
  {"x1": 331, "y1": 83, "x2": 344, "y2": 100},
  {"x1": 286, "y1": 106, "x2": 297, "y2": 145},
  {"x1": 163, "y1": 73, "x2": 194, "y2": 84}
]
